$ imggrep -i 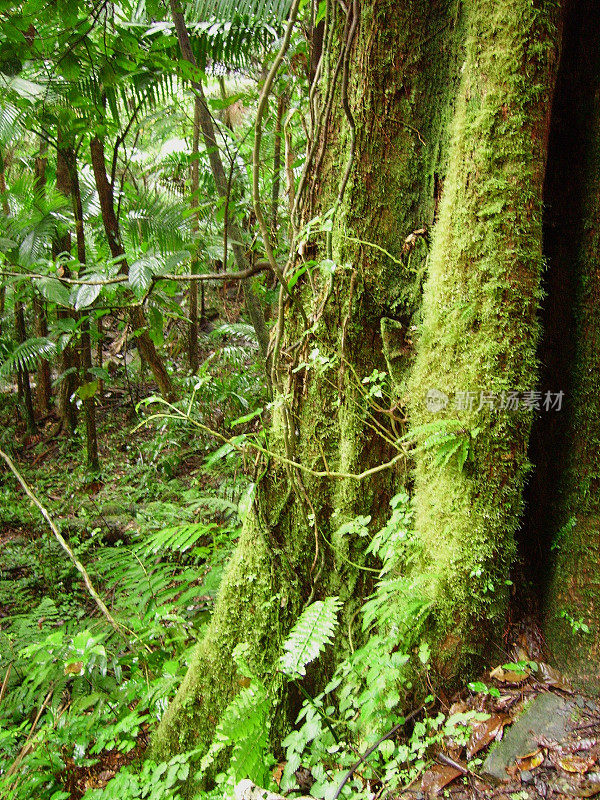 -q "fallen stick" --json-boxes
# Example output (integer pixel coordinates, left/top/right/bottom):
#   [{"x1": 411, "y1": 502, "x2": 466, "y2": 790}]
[{"x1": 0, "y1": 447, "x2": 123, "y2": 636}]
